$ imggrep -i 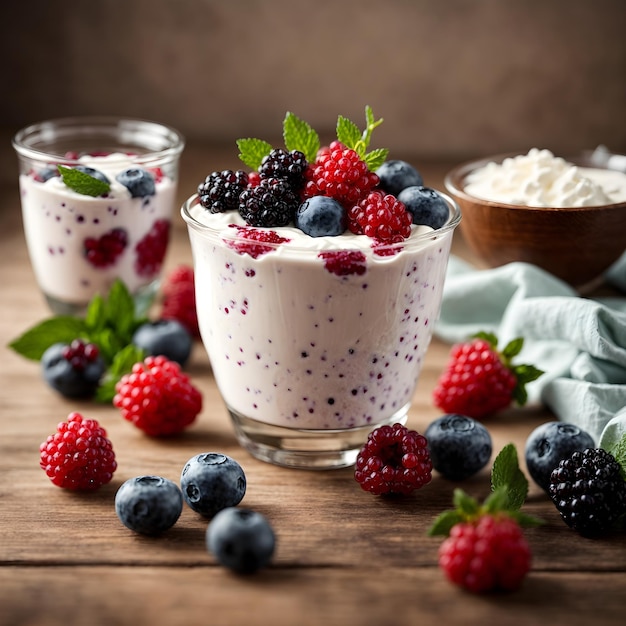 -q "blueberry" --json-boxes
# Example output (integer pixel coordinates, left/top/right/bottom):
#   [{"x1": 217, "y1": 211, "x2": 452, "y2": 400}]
[
  {"x1": 180, "y1": 453, "x2": 246, "y2": 518},
  {"x1": 525, "y1": 421, "x2": 595, "y2": 493},
  {"x1": 425, "y1": 414, "x2": 492, "y2": 481},
  {"x1": 41, "y1": 341, "x2": 105, "y2": 398},
  {"x1": 132, "y1": 319, "x2": 192, "y2": 366},
  {"x1": 206, "y1": 507, "x2": 276, "y2": 574},
  {"x1": 116, "y1": 167, "x2": 156, "y2": 198},
  {"x1": 375, "y1": 160, "x2": 423, "y2": 196},
  {"x1": 73, "y1": 165, "x2": 110, "y2": 184},
  {"x1": 295, "y1": 196, "x2": 346, "y2": 237},
  {"x1": 397, "y1": 186, "x2": 449, "y2": 229},
  {"x1": 115, "y1": 475, "x2": 183, "y2": 535},
  {"x1": 36, "y1": 166, "x2": 60, "y2": 182}
]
